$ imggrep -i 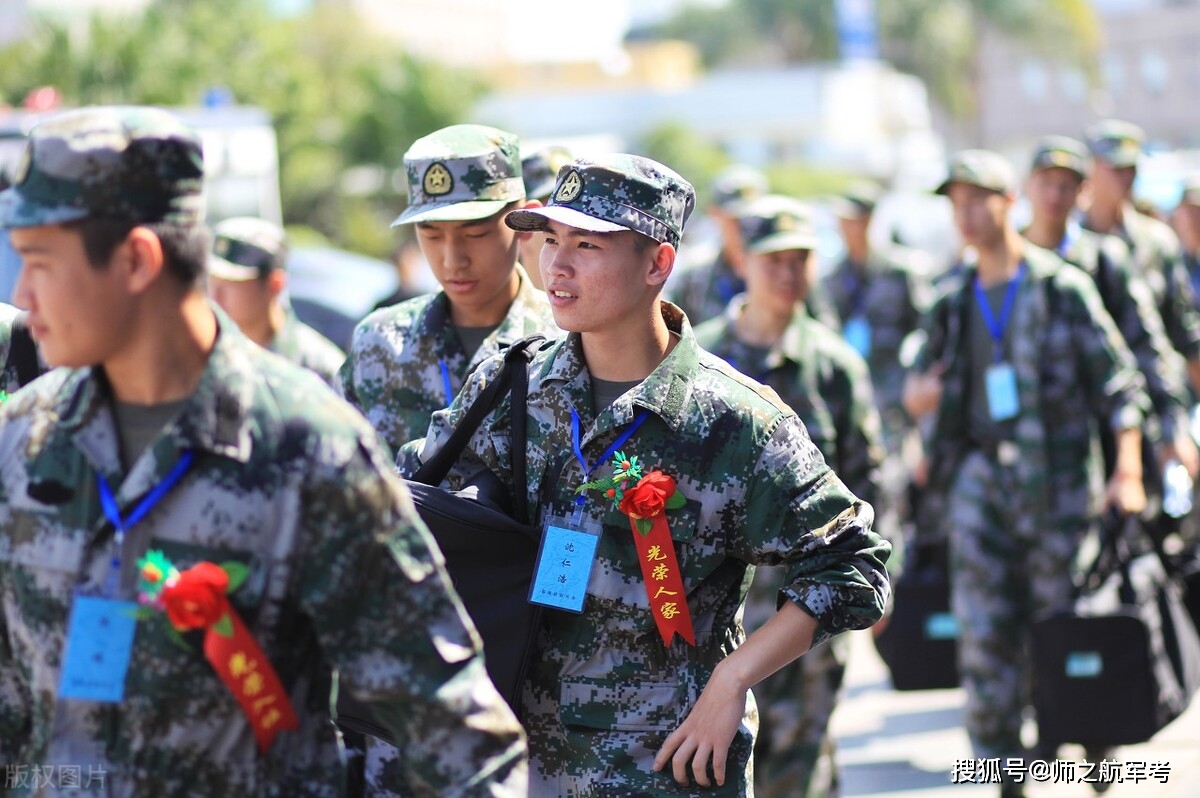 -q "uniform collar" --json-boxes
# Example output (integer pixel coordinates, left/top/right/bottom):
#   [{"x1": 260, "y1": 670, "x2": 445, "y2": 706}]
[{"x1": 540, "y1": 301, "x2": 698, "y2": 433}]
